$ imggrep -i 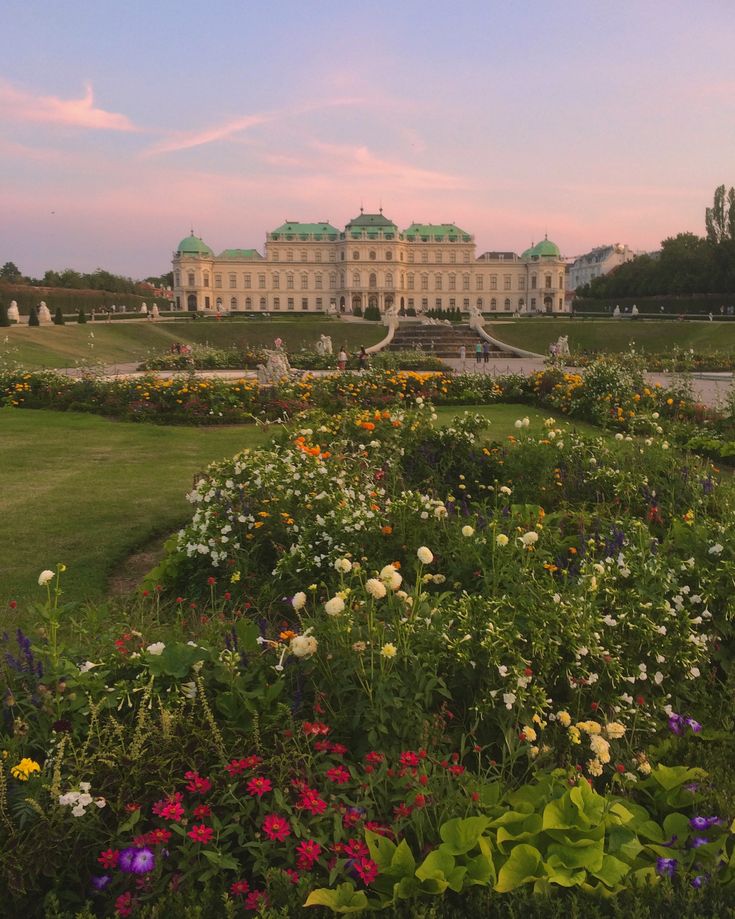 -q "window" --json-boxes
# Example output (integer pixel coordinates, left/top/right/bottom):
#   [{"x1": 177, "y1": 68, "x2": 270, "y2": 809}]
[
  {"x1": 187, "y1": 272, "x2": 195, "y2": 286},
  {"x1": 353, "y1": 250, "x2": 360, "y2": 260},
  {"x1": 204, "y1": 296, "x2": 210, "y2": 309},
  {"x1": 519, "y1": 276, "x2": 525, "y2": 290},
  {"x1": 545, "y1": 274, "x2": 552, "y2": 289},
  {"x1": 408, "y1": 250, "x2": 415, "y2": 263},
  {"x1": 490, "y1": 275, "x2": 497, "y2": 290},
  {"x1": 301, "y1": 298, "x2": 308, "y2": 310},
  {"x1": 407, "y1": 273, "x2": 415, "y2": 290},
  {"x1": 531, "y1": 274, "x2": 537, "y2": 289},
  {"x1": 490, "y1": 298, "x2": 497, "y2": 310},
  {"x1": 246, "y1": 296, "x2": 252, "y2": 309},
  {"x1": 408, "y1": 298, "x2": 414, "y2": 308},
  {"x1": 369, "y1": 250, "x2": 376, "y2": 261},
  {"x1": 385, "y1": 272, "x2": 393, "y2": 289},
  {"x1": 258, "y1": 274, "x2": 266, "y2": 289},
  {"x1": 340, "y1": 272, "x2": 345, "y2": 287},
  {"x1": 329, "y1": 272, "x2": 337, "y2": 290},
  {"x1": 421, "y1": 250, "x2": 428, "y2": 263},
  {"x1": 316, "y1": 297, "x2": 322, "y2": 309},
  {"x1": 504, "y1": 298, "x2": 511, "y2": 310},
  {"x1": 449, "y1": 298, "x2": 456, "y2": 308},
  {"x1": 271, "y1": 250, "x2": 279, "y2": 261},
  {"x1": 301, "y1": 250, "x2": 307, "y2": 262},
  {"x1": 369, "y1": 273, "x2": 377, "y2": 289},
  {"x1": 435, "y1": 273, "x2": 443, "y2": 291},
  {"x1": 531, "y1": 297, "x2": 537, "y2": 308},
  {"x1": 230, "y1": 297, "x2": 237, "y2": 310},
  {"x1": 273, "y1": 273, "x2": 280, "y2": 289},
  {"x1": 463, "y1": 298, "x2": 470, "y2": 308},
  {"x1": 315, "y1": 273, "x2": 322, "y2": 289},
  {"x1": 260, "y1": 297, "x2": 267, "y2": 310},
  {"x1": 477, "y1": 297, "x2": 483, "y2": 308},
  {"x1": 352, "y1": 271, "x2": 360, "y2": 286},
  {"x1": 215, "y1": 274, "x2": 222, "y2": 288},
  {"x1": 435, "y1": 251, "x2": 443, "y2": 264},
  {"x1": 504, "y1": 275, "x2": 511, "y2": 291},
  {"x1": 435, "y1": 298, "x2": 442, "y2": 309},
  {"x1": 287, "y1": 273, "x2": 294, "y2": 289},
  {"x1": 421, "y1": 298, "x2": 428, "y2": 310},
  {"x1": 449, "y1": 252, "x2": 456, "y2": 264},
  {"x1": 448, "y1": 273, "x2": 456, "y2": 291},
  {"x1": 273, "y1": 297, "x2": 280, "y2": 310},
  {"x1": 559, "y1": 273, "x2": 564, "y2": 289},
  {"x1": 463, "y1": 252, "x2": 470, "y2": 263},
  {"x1": 462, "y1": 273, "x2": 470, "y2": 291},
  {"x1": 421, "y1": 273, "x2": 428, "y2": 291},
  {"x1": 174, "y1": 271, "x2": 180, "y2": 286},
  {"x1": 244, "y1": 273, "x2": 251, "y2": 288},
  {"x1": 340, "y1": 251, "x2": 345, "y2": 260},
  {"x1": 329, "y1": 249, "x2": 336, "y2": 261},
  {"x1": 476, "y1": 275, "x2": 483, "y2": 290},
  {"x1": 286, "y1": 249, "x2": 293, "y2": 261},
  {"x1": 203, "y1": 273, "x2": 209, "y2": 287},
  {"x1": 287, "y1": 298, "x2": 294, "y2": 310},
  {"x1": 301, "y1": 273, "x2": 308, "y2": 290},
  {"x1": 315, "y1": 250, "x2": 322, "y2": 263},
  {"x1": 385, "y1": 251, "x2": 392, "y2": 260}
]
